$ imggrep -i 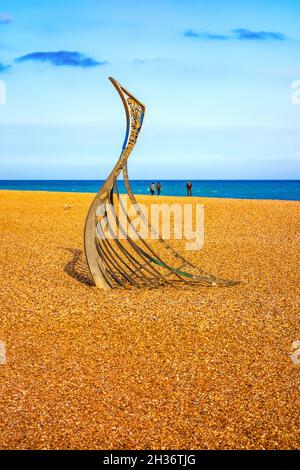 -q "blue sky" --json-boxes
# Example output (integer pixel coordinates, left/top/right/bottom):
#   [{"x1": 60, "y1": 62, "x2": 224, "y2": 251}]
[{"x1": 0, "y1": 0, "x2": 300, "y2": 179}]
